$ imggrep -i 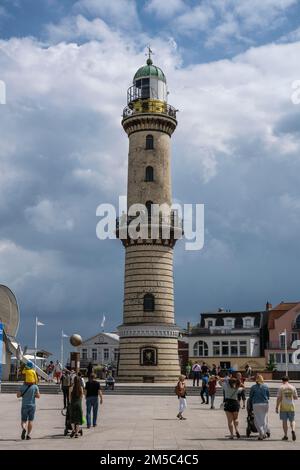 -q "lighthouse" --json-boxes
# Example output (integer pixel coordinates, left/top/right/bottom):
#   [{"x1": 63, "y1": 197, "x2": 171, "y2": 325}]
[{"x1": 117, "y1": 50, "x2": 182, "y2": 382}]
